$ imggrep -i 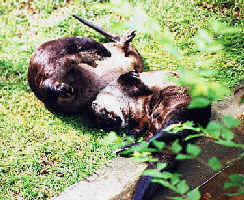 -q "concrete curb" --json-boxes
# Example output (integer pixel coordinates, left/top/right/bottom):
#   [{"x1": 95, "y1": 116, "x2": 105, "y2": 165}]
[{"x1": 52, "y1": 157, "x2": 147, "y2": 200}]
